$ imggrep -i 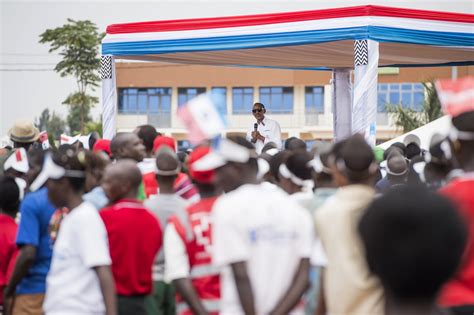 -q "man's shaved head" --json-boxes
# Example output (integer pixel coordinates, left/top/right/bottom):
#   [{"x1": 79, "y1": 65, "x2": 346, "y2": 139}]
[
  {"x1": 102, "y1": 159, "x2": 142, "y2": 202},
  {"x1": 110, "y1": 132, "x2": 145, "y2": 162},
  {"x1": 331, "y1": 135, "x2": 376, "y2": 185},
  {"x1": 387, "y1": 155, "x2": 408, "y2": 176},
  {"x1": 156, "y1": 147, "x2": 180, "y2": 173}
]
